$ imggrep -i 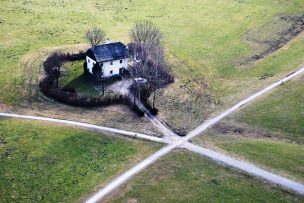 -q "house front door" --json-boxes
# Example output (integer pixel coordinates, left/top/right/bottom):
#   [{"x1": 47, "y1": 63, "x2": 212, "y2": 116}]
[{"x1": 119, "y1": 68, "x2": 123, "y2": 75}]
